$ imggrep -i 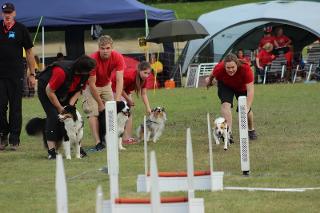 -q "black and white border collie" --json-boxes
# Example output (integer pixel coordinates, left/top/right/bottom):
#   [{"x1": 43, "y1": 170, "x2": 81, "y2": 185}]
[
  {"x1": 26, "y1": 105, "x2": 85, "y2": 159},
  {"x1": 98, "y1": 101, "x2": 131, "y2": 150}
]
